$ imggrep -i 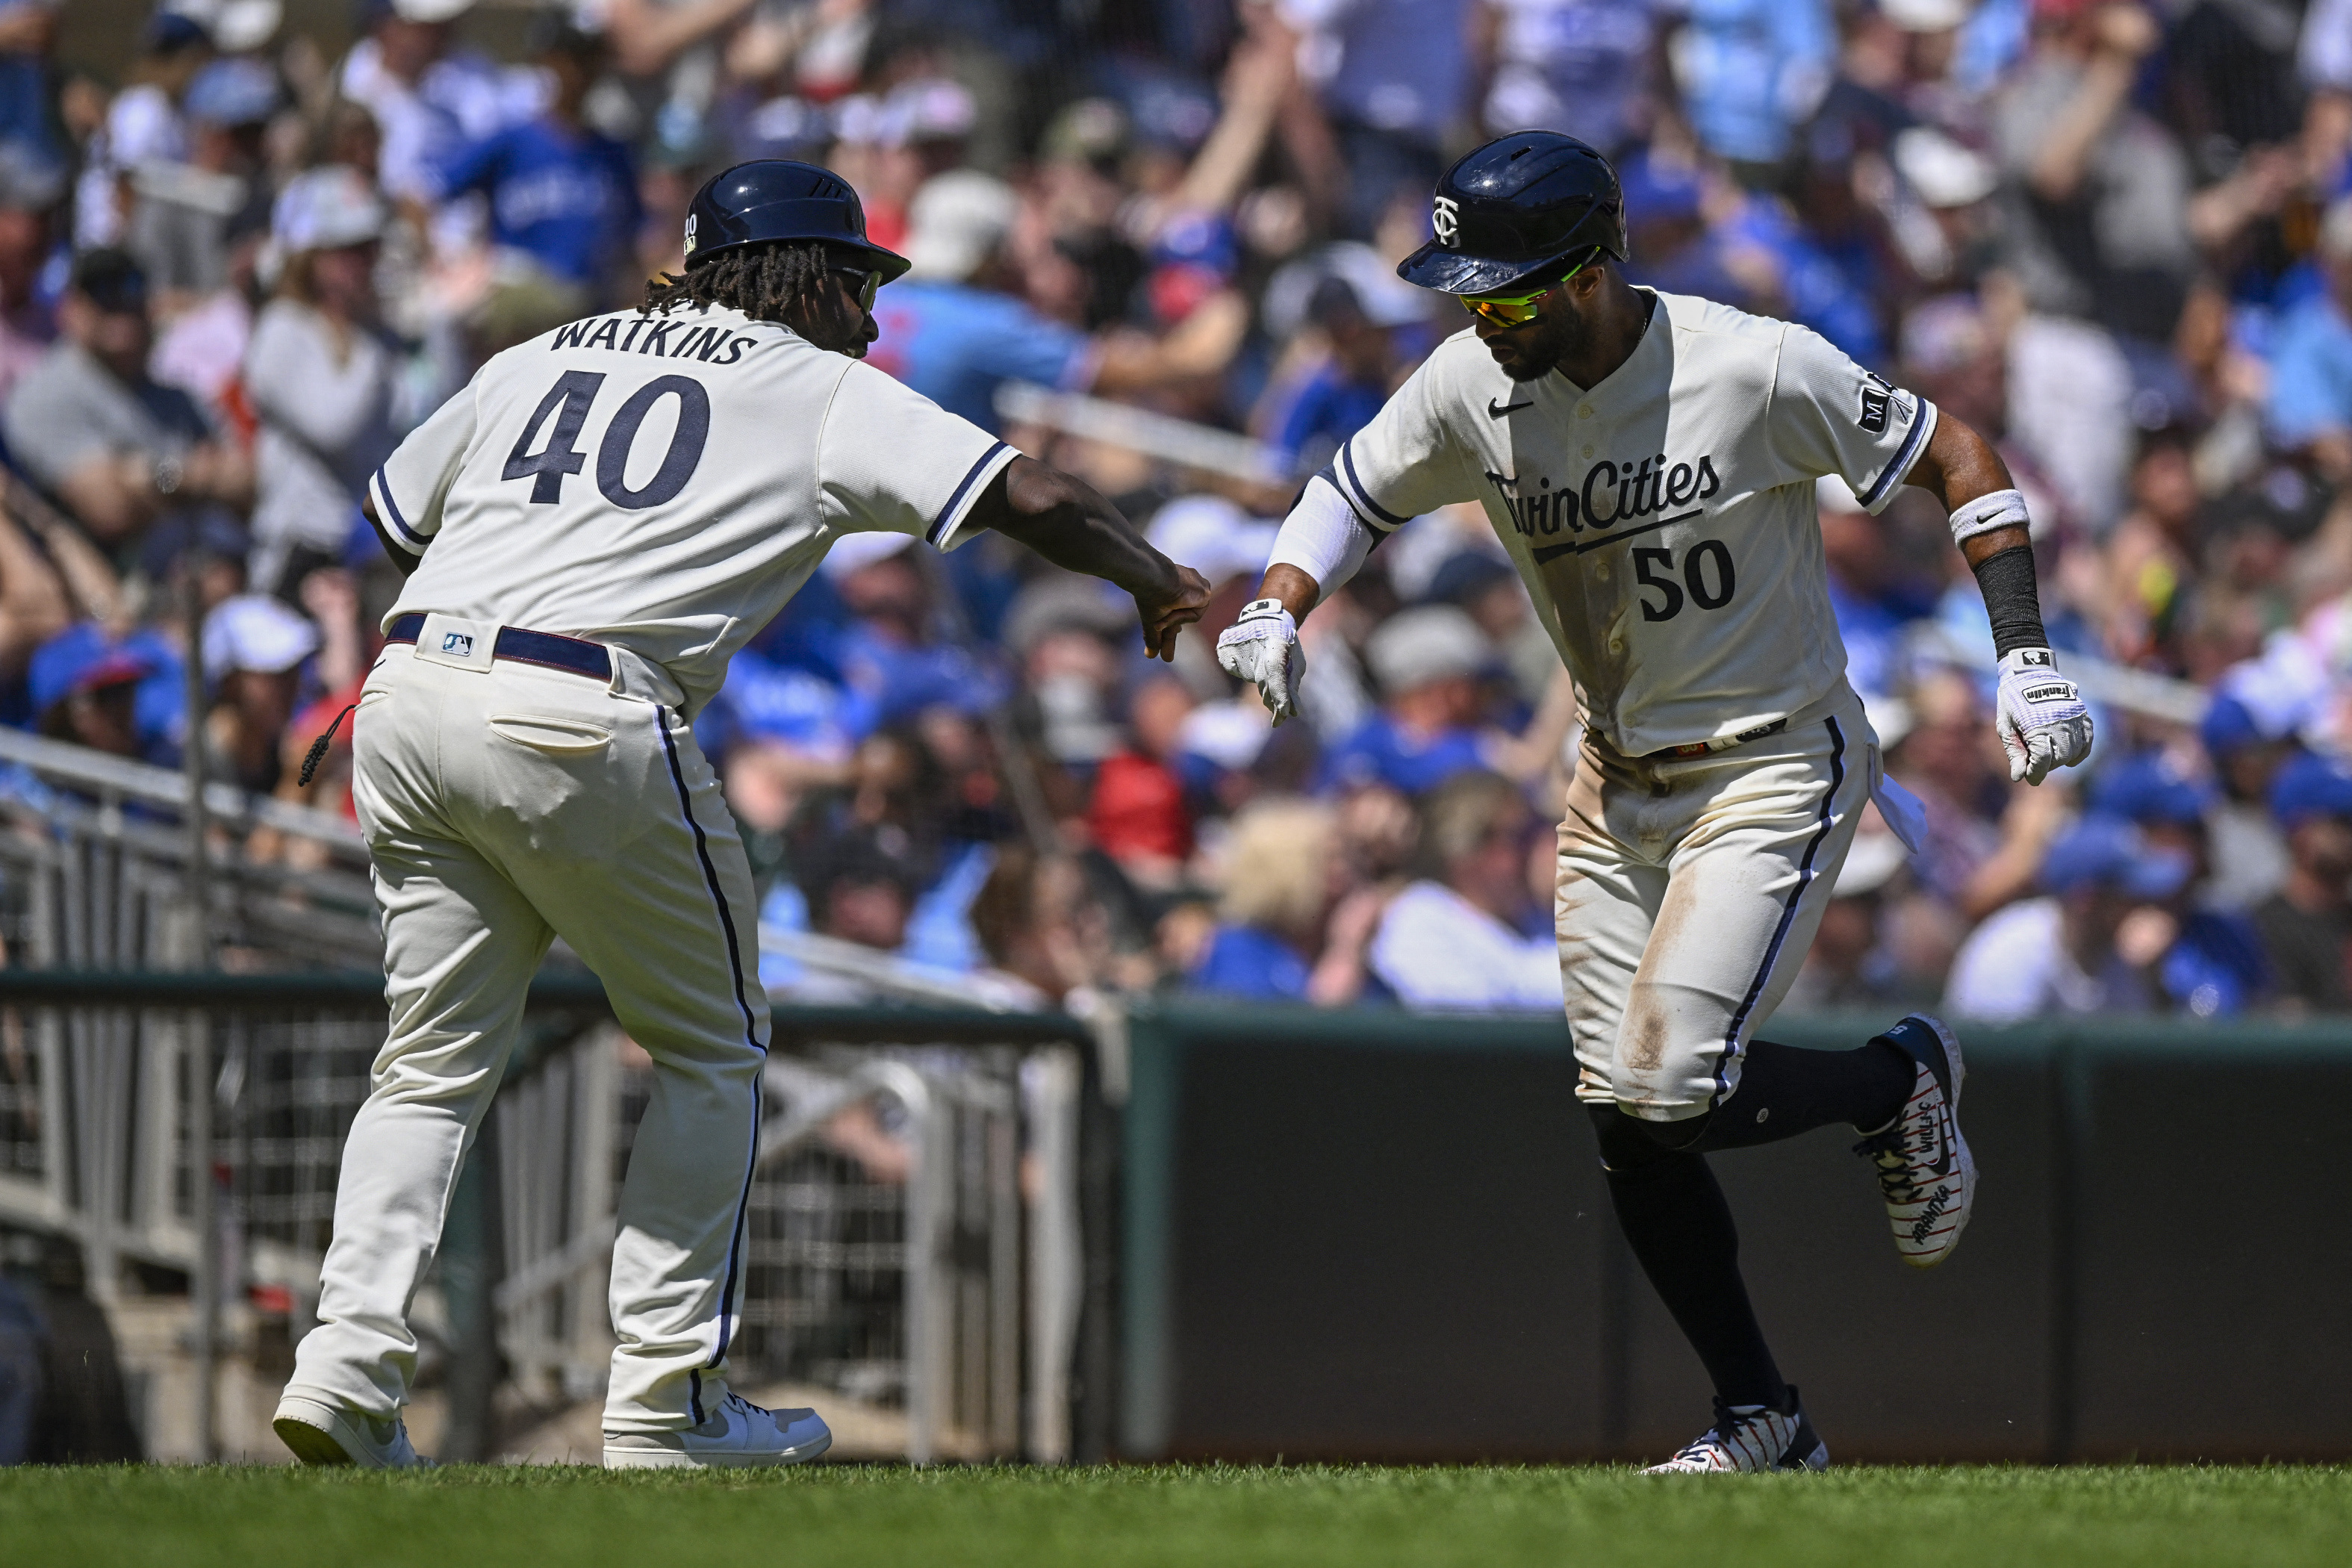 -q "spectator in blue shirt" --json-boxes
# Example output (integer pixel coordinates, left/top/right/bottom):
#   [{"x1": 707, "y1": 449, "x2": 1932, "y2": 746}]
[
  {"x1": 1189, "y1": 797, "x2": 1387, "y2": 1004},
  {"x1": 2268, "y1": 196, "x2": 2352, "y2": 478},
  {"x1": 1672, "y1": 0, "x2": 1836, "y2": 178},
  {"x1": 1265, "y1": 274, "x2": 1401, "y2": 472},
  {"x1": 865, "y1": 168, "x2": 1246, "y2": 432},
  {"x1": 1319, "y1": 606, "x2": 1499, "y2": 797},
  {"x1": 429, "y1": 19, "x2": 638, "y2": 323}
]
